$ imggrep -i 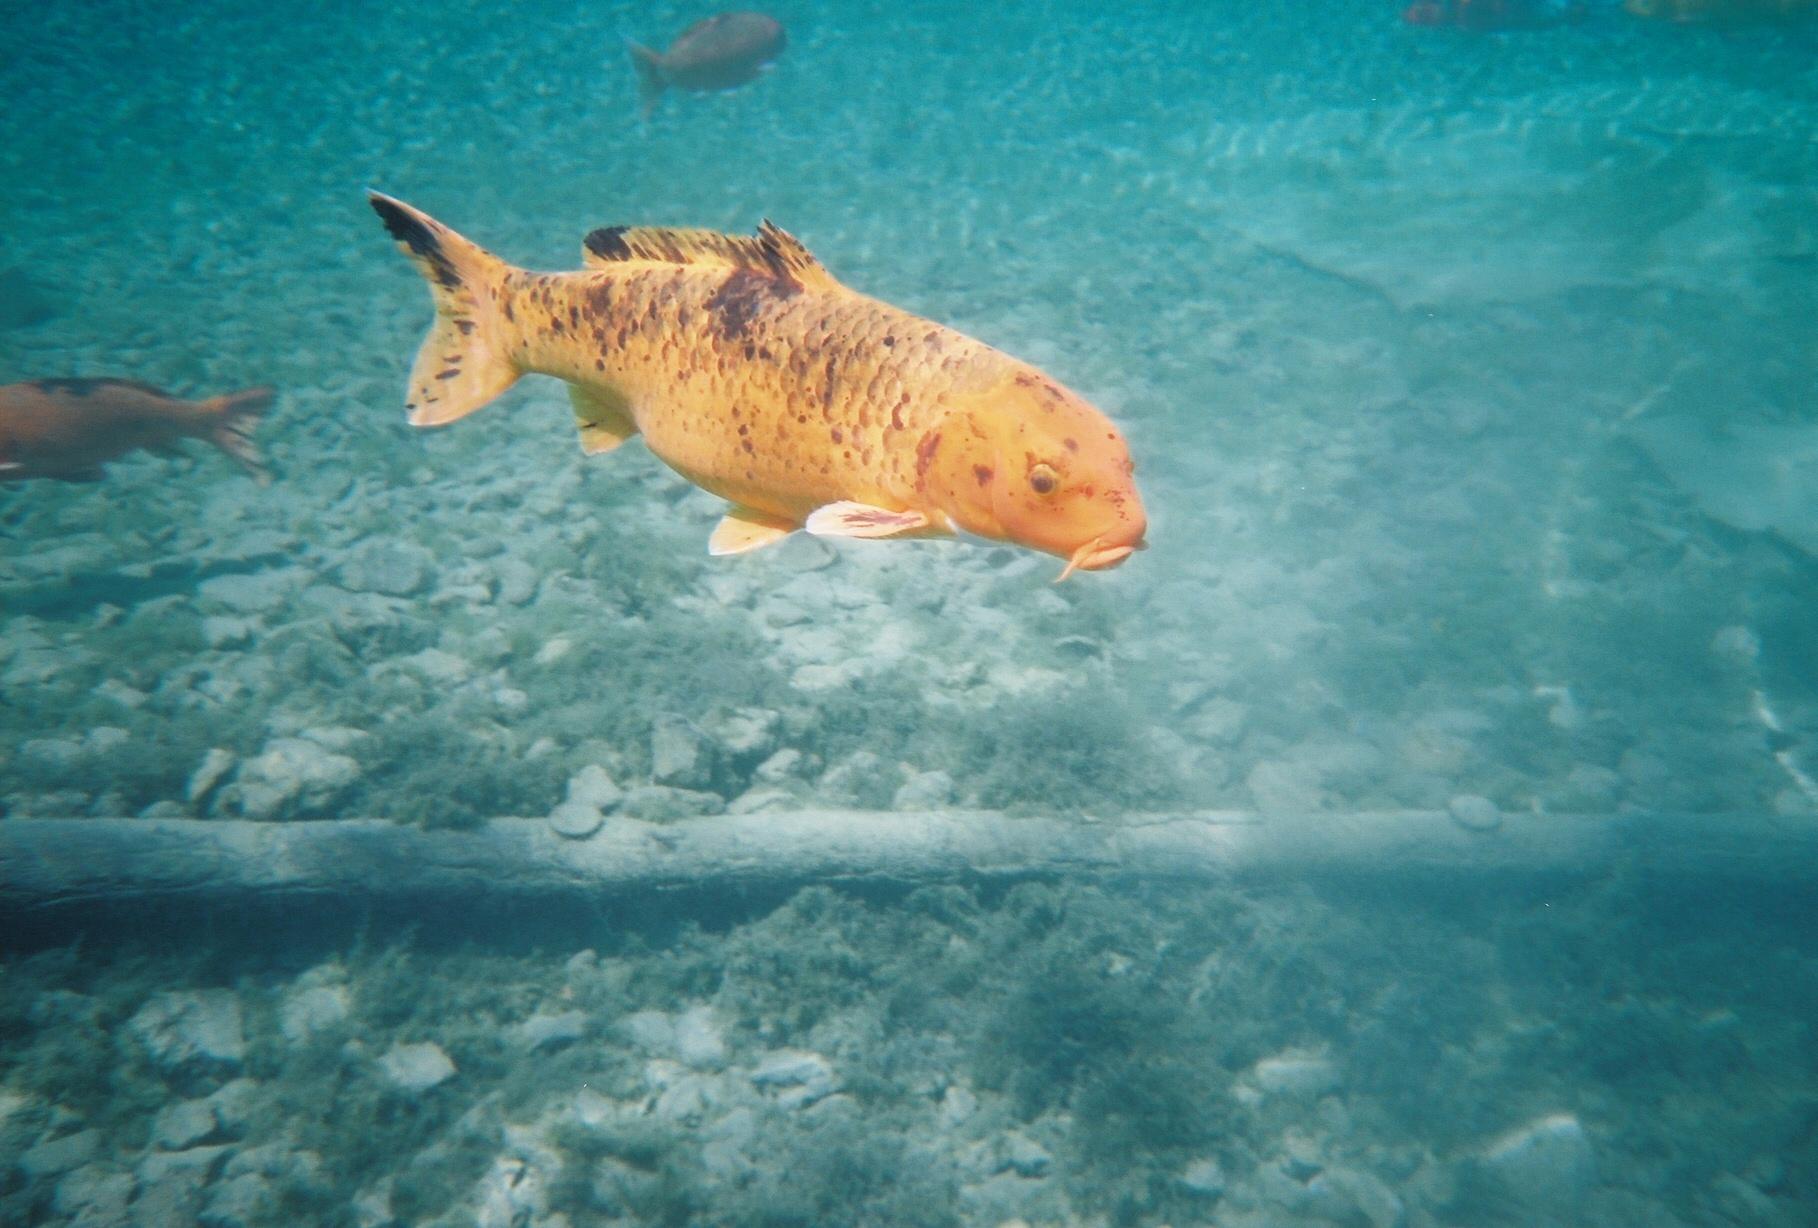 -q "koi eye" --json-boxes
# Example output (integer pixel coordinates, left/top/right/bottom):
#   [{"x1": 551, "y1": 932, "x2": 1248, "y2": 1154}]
[{"x1": 1029, "y1": 463, "x2": 1059, "y2": 496}]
